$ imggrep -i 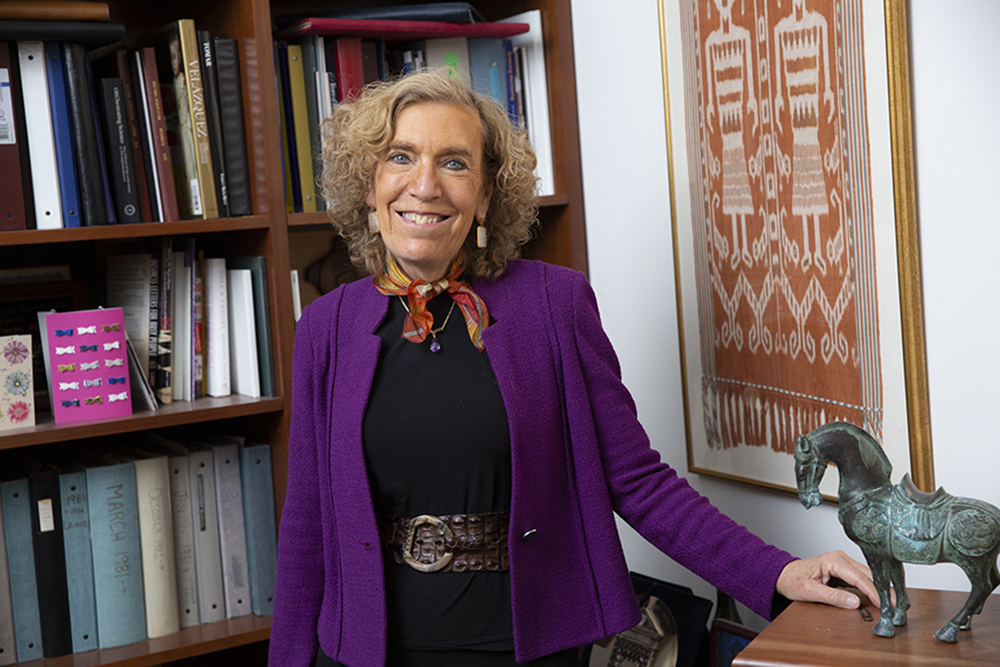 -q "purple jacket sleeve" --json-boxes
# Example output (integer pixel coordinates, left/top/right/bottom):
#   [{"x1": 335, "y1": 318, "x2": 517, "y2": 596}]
[
  {"x1": 268, "y1": 303, "x2": 328, "y2": 666},
  {"x1": 564, "y1": 271, "x2": 796, "y2": 620}
]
